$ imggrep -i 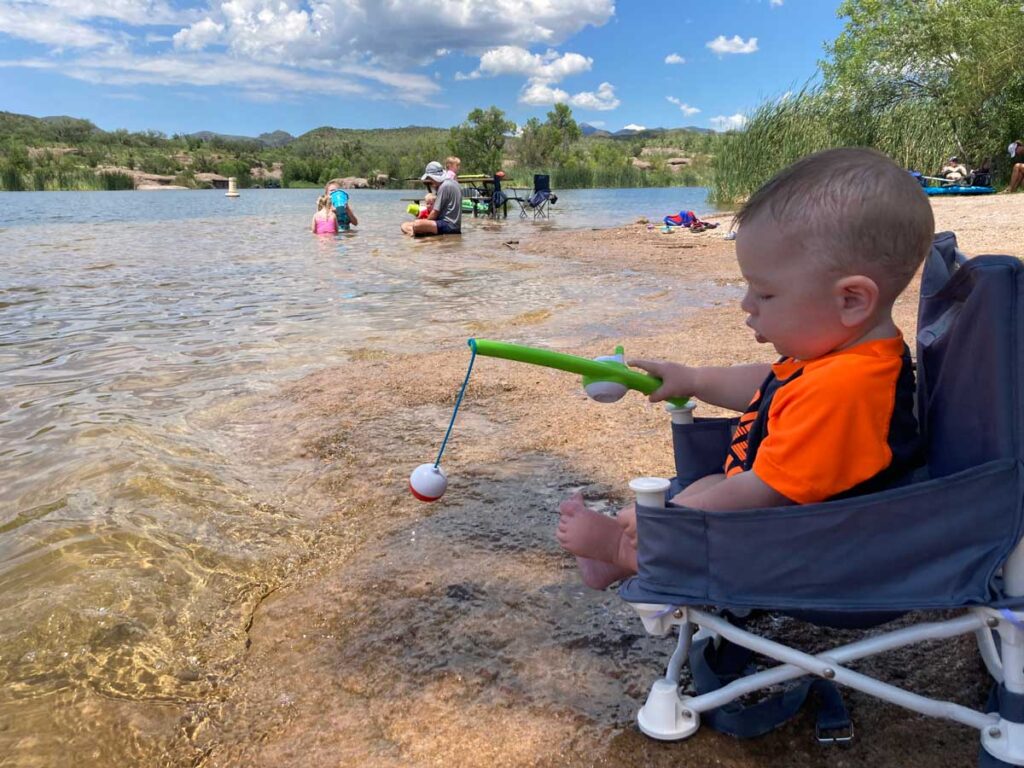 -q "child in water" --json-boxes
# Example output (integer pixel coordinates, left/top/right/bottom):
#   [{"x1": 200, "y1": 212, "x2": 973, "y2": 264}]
[
  {"x1": 311, "y1": 193, "x2": 338, "y2": 234},
  {"x1": 557, "y1": 147, "x2": 930, "y2": 590},
  {"x1": 418, "y1": 192, "x2": 437, "y2": 219},
  {"x1": 324, "y1": 179, "x2": 359, "y2": 230}
]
